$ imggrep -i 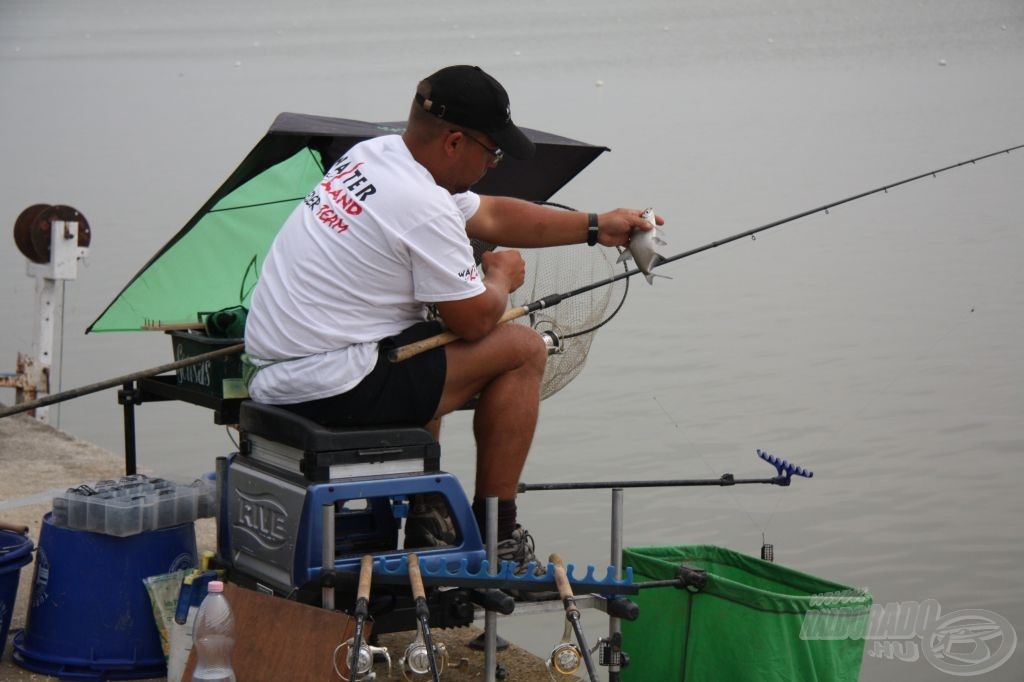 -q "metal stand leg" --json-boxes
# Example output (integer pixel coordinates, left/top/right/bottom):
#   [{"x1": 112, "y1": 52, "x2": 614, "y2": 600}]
[
  {"x1": 609, "y1": 487, "x2": 624, "y2": 682},
  {"x1": 322, "y1": 503, "x2": 335, "y2": 610},
  {"x1": 120, "y1": 381, "x2": 138, "y2": 475},
  {"x1": 484, "y1": 496, "x2": 498, "y2": 682}
]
